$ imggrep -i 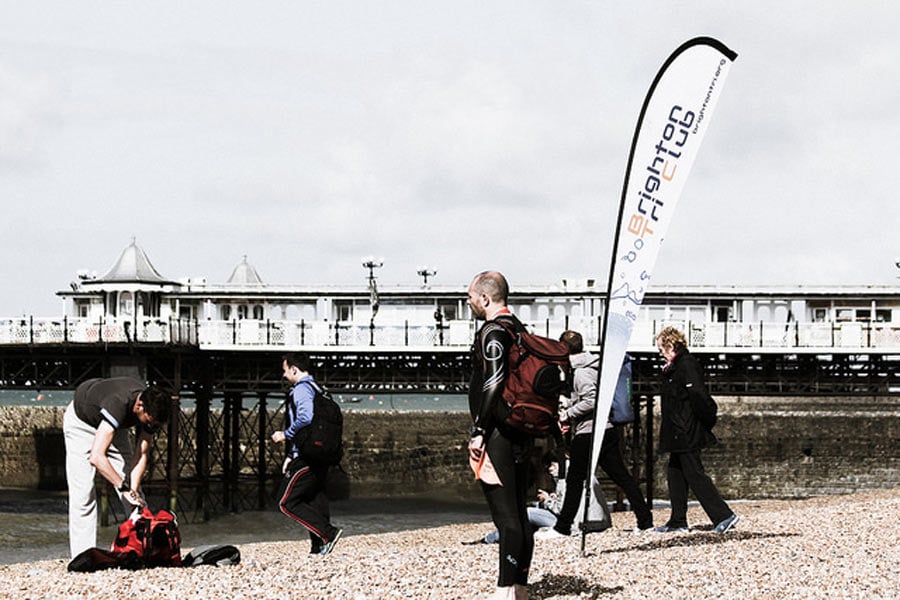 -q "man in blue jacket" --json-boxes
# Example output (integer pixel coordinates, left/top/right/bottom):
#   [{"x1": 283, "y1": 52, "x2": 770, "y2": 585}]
[{"x1": 272, "y1": 353, "x2": 343, "y2": 555}]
